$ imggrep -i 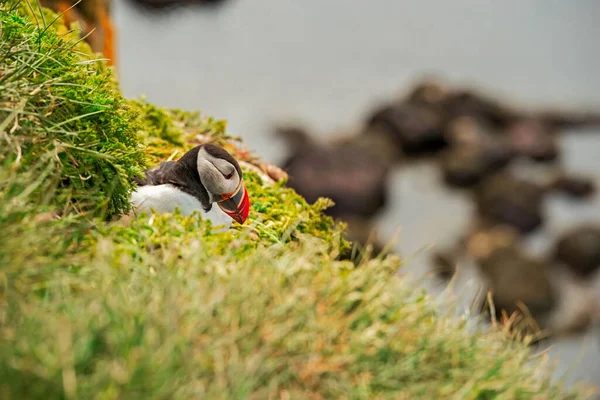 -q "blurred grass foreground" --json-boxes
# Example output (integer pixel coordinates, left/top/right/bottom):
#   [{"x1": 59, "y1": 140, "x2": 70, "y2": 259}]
[{"x1": 0, "y1": 2, "x2": 591, "y2": 398}]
